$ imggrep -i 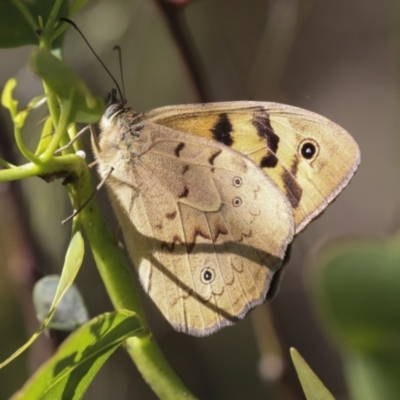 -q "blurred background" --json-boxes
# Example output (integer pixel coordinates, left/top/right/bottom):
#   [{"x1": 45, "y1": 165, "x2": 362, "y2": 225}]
[{"x1": 0, "y1": 0, "x2": 398, "y2": 399}]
